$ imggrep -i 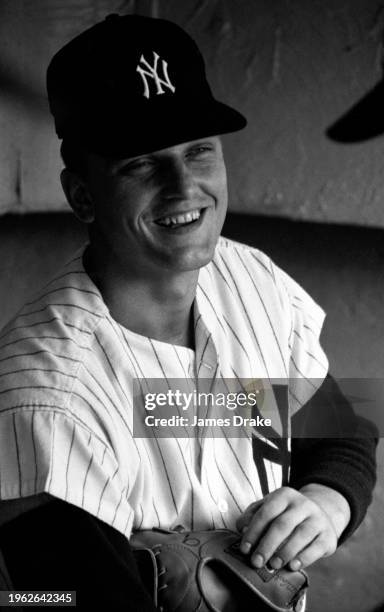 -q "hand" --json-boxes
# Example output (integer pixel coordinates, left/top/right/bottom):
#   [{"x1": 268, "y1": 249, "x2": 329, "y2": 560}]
[{"x1": 236, "y1": 484, "x2": 350, "y2": 571}]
